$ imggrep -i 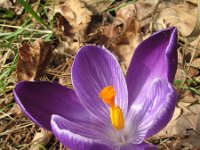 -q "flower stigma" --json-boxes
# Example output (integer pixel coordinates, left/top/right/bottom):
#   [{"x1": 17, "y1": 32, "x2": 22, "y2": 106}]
[{"x1": 99, "y1": 86, "x2": 124, "y2": 131}]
